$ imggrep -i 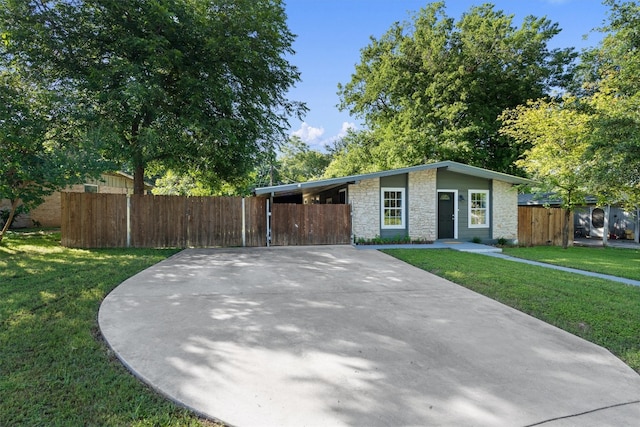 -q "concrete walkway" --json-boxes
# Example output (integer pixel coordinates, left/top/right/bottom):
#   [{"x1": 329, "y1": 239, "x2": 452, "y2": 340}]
[
  {"x1": 357, "y1": 240, "x2": 640, "y2": 287},
  {"x1": 99, "y1": 246, "x2": 640, "y2": 427}
]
